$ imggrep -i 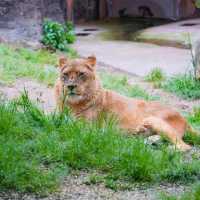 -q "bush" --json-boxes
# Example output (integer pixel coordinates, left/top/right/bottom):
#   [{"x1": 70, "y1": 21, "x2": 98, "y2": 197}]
[{"x1": 42, "y1": 20, "x2": 76, "y2": 51}]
